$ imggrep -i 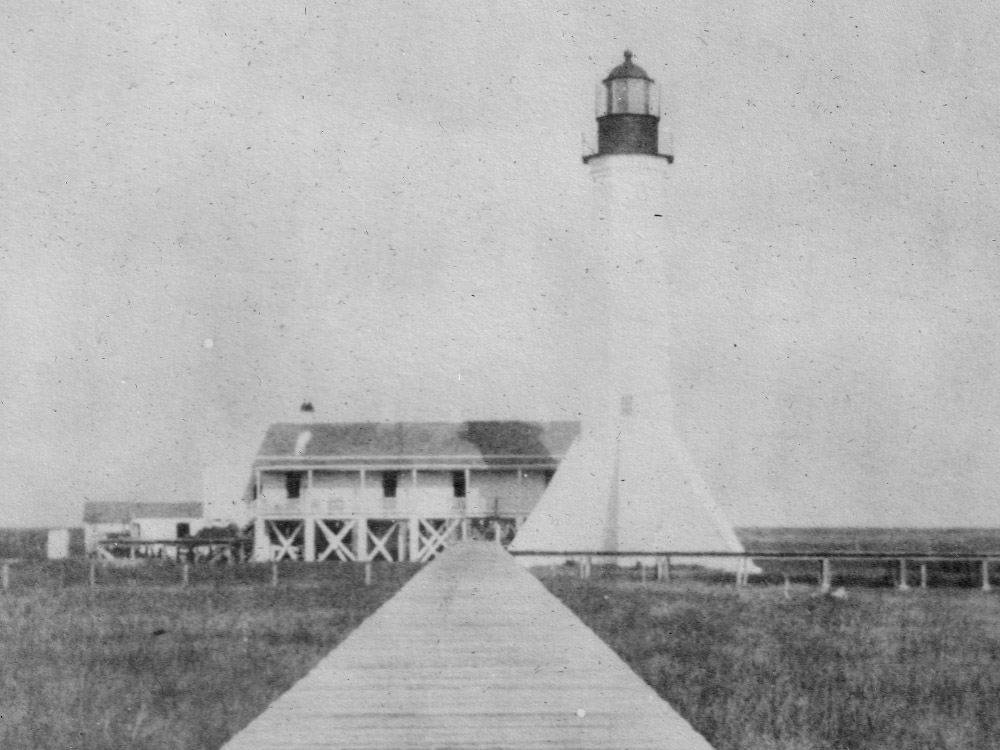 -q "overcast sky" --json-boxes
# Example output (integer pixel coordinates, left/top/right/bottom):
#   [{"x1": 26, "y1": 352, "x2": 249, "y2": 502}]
[{"x1": 3, "y1": 1, "x2": 1000, "y2": 528}]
